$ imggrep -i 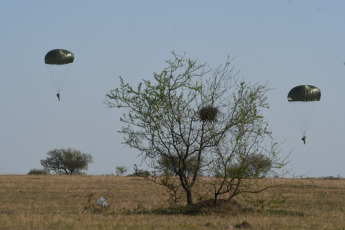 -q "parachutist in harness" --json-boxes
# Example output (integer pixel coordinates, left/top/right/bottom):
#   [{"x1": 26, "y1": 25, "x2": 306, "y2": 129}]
[
  {"x1": 301, "y1": 135, "x2": 306, "y2": 144},
  {"x1": 56, "y1": 93, "x2": 60, "y2": 101}
]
